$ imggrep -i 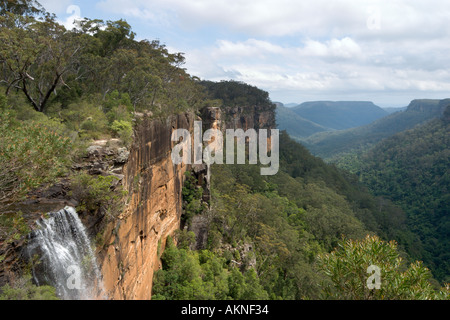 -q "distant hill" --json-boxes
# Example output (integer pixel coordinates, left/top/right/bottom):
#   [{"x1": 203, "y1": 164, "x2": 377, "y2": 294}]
[
  {"x1": 304, "y1": 99, "x2": 450, "y2": 160},
  {"x1": 291, "y1": 101, "x2": 388, "y2": 130},
  {"x1": 276, "y1": 104, "x2": 330, "y2": 138}
]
